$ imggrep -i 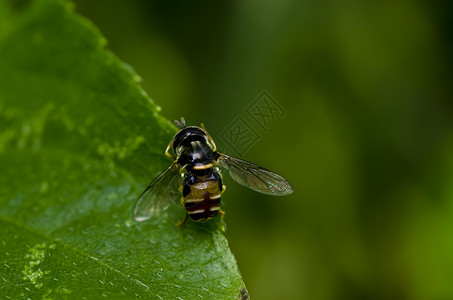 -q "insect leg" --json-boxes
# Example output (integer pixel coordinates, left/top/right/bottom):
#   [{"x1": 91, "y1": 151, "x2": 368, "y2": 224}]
[
  {"x1": 201, "y1": 123, "x2": 217, "y2": 151},
  {"x1": 219, "y1": 186, "x2": 226, "y2": 218},
  {"x1": 165, "y1": 139, "x2": 176, "y2": 160},
  {"x1": 176, "y1": 213, "x2": 189, "y2": 227},
  {"x1": 219, "y1": 210, "x2": 227, "y2": 232}
]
